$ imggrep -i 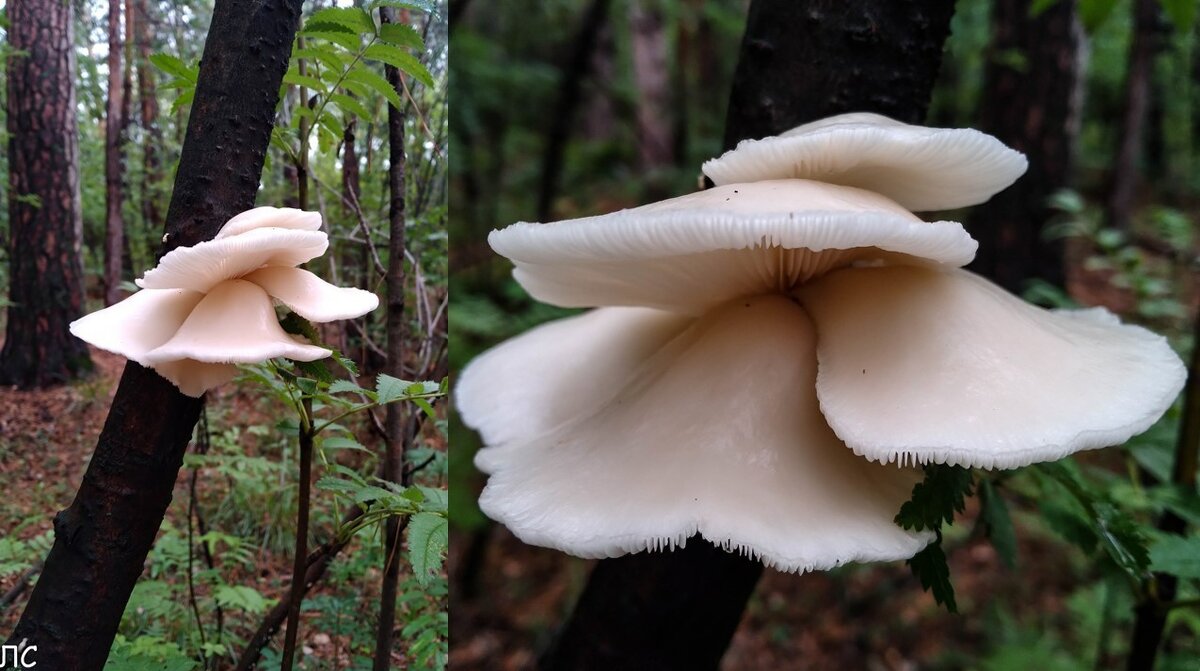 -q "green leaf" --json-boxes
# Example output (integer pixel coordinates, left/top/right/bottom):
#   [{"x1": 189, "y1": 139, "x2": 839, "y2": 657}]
[
  {"x1": 1042, "y1": 501, "x2": 1099, "y2": 552},
  {"x1": 338, "y1": 78, "x2": 373, "y2": 100},
  {"x1": 376, "y1": 373, "x2": 410, "y2": 404},
  {"x1": 306, "y1": 7, "x2": 376, "y2": 34},
  {"x1": 345, "y1": 63, "x2": 405, "y2": 109},
  {"x1": 907, "y1": 538, "x2": 957, "y2": 613},
  {"x1": 316, "y1": 475, "x2": 362, "y2": 496},
  {"x1": 1093, "y1": 502, "x2": 1151, "y2": 578},
  {"x1": 148, "y1": 53, "x2": 197, "y2": 82},
  {"x1": 1079, "y1": 0, "x2": 1120, "y2": 32},
  {"x1": 295, "y1": 45, "x2": 345, "y2": 73},
  {"x1": 407, "y1": 512, "x2": 448, "y2": 586},
  {"x1": 1028, "y1": 0, "x2": 1059, "y2": 17},
  {"x1": 302, "y1": 29, "x2": 364, "y2": 53},
  {"x1": 364, "y1": 44, "x2": 434, "y2": 88},
  {"x1": 279, "y1": 312, "x2": 322, "y2": 343},
  {"x1": 329, "y1": 92, "x2": 373, "y2": 122},
  {"x1": 317, "y1": 112, "x2": 345, "y2": 144},
  {"x1": 329, "y1": 379, "x2": 368, "y2": 396},
  {"x1": 295, "y1": 359, "x2": 333, "y2": 385},
  {"x1": 283, "y1": 71, "x2": 326, "y2": 92},
  {"x1": 416, "y1": 486, "x2": 448, "y2": 514},
  {"x1": 1160, "y1": 0, "x2": 1199, "y2": 33},
  {"x1": 331, "y1": 350, "x2": 360, "y2": 377},
  {"x1": 895, "y1": 464, "x2": 974, "y2": 532},
  {"x1": 1149, "y1": 535, "x2": 1200, "y2": 578},
  {"x1": 413, "y1": 398, "x2": 437, "y2": 419},
  {"x1": 213, "y1": 585, "x2": 272, "y2": 613},
  {"x1": 171, "y1": 88, "x2": 195, "y2": 115},
  {"x1": 979, "y1": 479, "x2": 1018, "y2": 568},
  {"x1": 377, "y1": 23, "x2": 424, "y2": 50},
  {"x1": 370, "y1": 0, "x2": 439, "y2": 12},
  {"x1": 1039, "y1": 461, "x2": 1151, "y2": 579},
  {"x1": 320, "y1": 436, "x2": 370, "y2": 453}
]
